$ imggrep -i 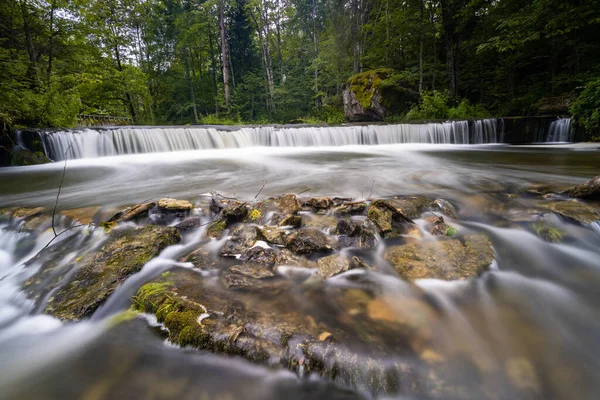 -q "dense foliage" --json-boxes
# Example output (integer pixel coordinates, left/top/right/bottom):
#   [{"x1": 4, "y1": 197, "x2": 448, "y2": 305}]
[{"x1": 1, "y1": 0, "x2": 599, "y2": 127}]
